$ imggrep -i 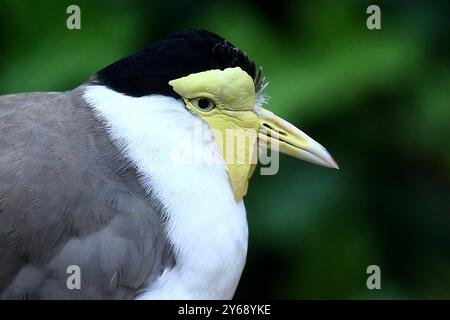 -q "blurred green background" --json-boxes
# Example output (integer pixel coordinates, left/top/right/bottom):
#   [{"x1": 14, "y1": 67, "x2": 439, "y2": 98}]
[{"x1": 0, "y1": 0, "x2": 449, "y2": 299}]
